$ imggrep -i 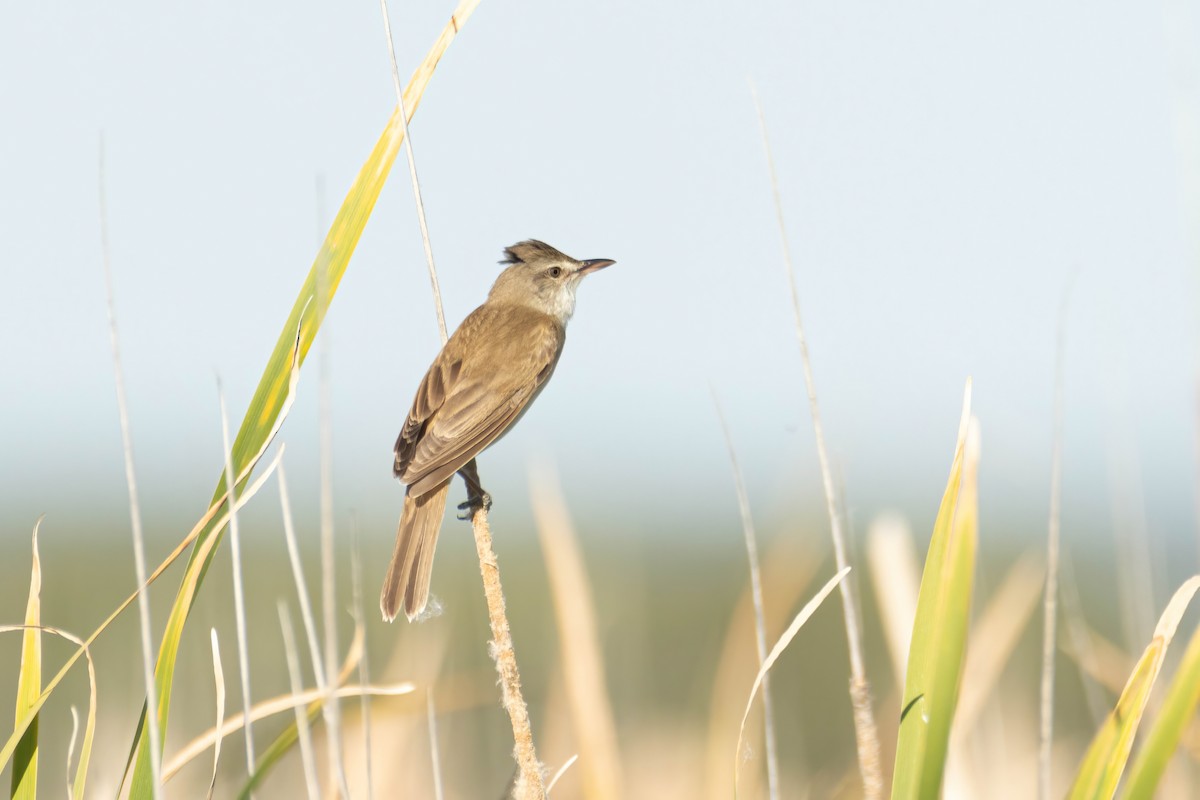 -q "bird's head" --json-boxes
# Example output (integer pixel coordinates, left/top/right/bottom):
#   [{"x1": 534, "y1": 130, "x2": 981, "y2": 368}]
[{"x1": 488, "y1": 239, "x2": 614, "y2": 323}]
